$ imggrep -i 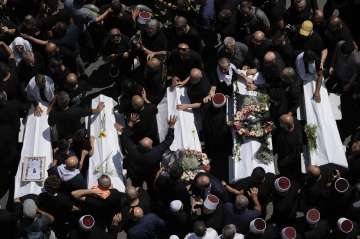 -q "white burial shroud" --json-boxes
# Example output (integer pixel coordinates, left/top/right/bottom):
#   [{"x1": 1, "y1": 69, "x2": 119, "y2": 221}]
[
  {"x1": 295, "y1": 52, "x2": 348, "y2": 170},
  {"x1": 157, "y1": 87, "x2": 202, "y2": 151},
  {"x1": 229, "y1": 73, "x2": 275, "y2": 182},
  {"x1": 88, "y1": 94, "x2": 125, "y2": 192},
  {"x1": 15, "y1": 103, "x2": 53, "y2": 198}
]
